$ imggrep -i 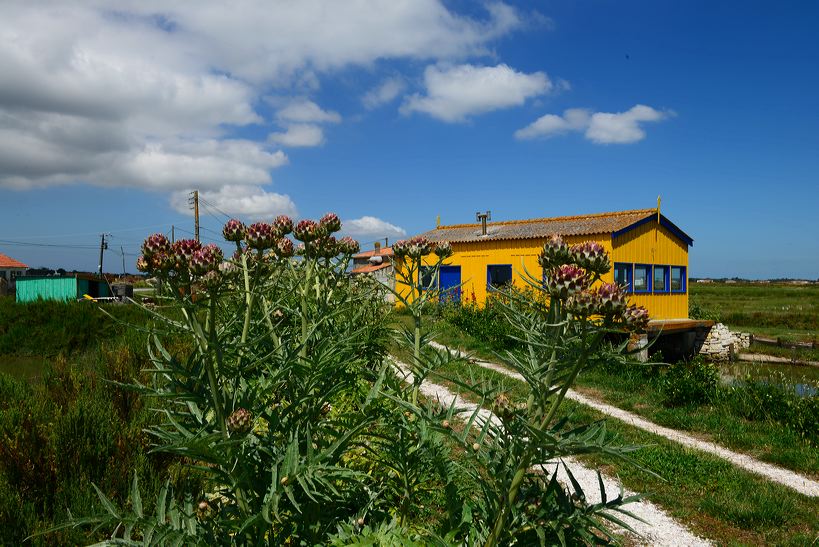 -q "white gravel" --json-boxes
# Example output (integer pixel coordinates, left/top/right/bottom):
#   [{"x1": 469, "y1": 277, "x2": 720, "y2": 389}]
[
  {"x1": 390, "y1": 358, "x2": 711, "y2": 546},
  {"x1": 429, "y1": 341, "x2": 819, "y2": 498}
]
